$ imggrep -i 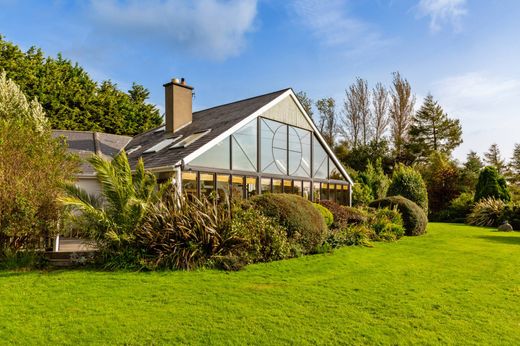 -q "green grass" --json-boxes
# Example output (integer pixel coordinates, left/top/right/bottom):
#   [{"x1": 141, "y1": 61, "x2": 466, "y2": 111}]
[{"x1": 2, "y1": 223, "x2": 520, "y2": 345}]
